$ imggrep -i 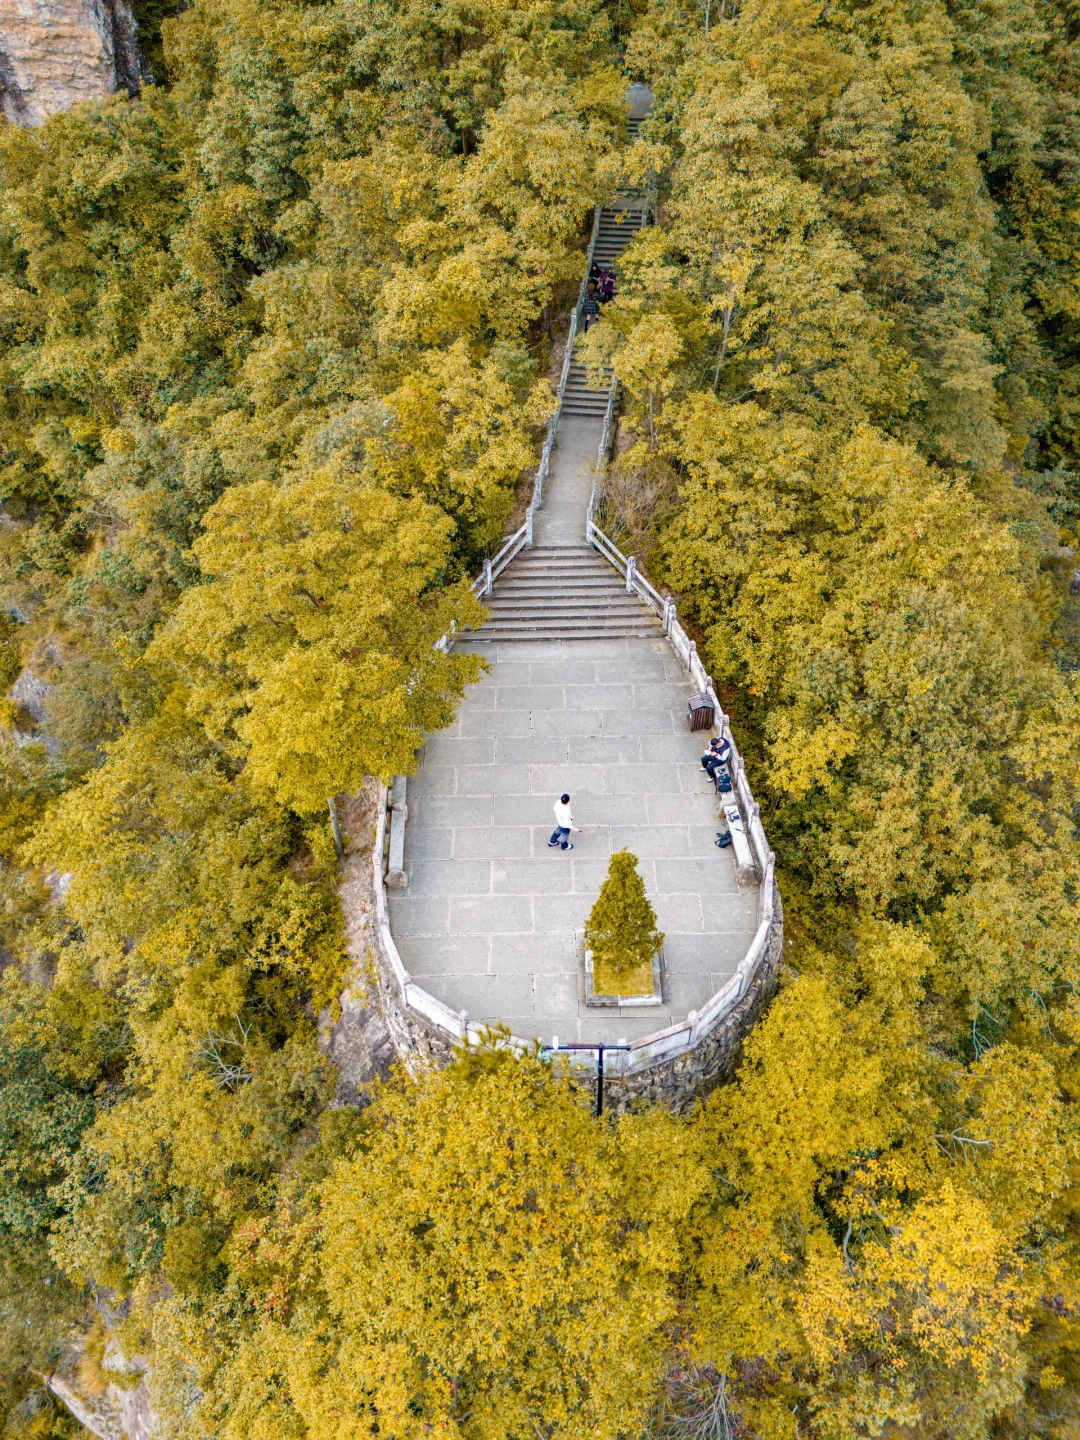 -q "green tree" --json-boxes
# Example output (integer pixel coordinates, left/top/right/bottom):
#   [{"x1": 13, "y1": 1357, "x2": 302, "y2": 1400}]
[{"x1": 584, "y1": 848, "x2": 663, "y2": 980}]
